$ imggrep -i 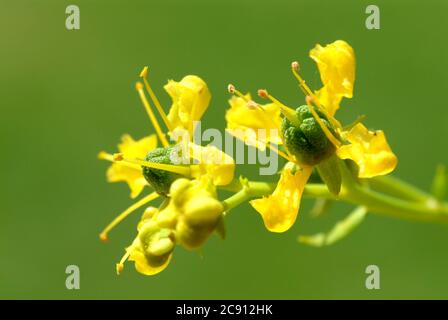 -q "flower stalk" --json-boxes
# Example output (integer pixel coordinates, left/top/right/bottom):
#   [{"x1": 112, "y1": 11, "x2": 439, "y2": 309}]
[{"x1": 221, "y1": 159, "x2": 448, "y2": 224}]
